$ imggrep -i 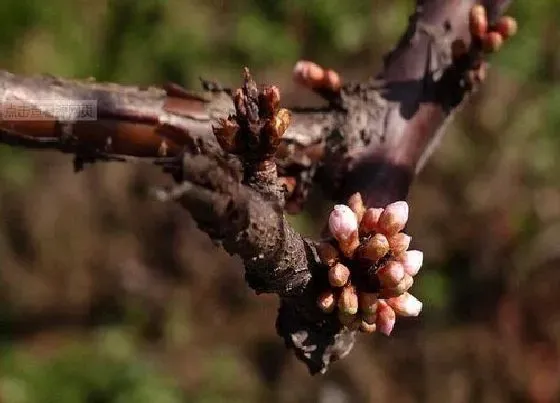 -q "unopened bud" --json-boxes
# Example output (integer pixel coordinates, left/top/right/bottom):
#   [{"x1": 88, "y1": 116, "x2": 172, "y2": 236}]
[
  {"x1": 388, "y1": 233, "x2": 411, "y2": 254},
  {"x1": 329, "y1": 204, "x2": 358, "y2": 242},
  {"x1": 317, "y1": 290, "x2": 336, "y2": 313},
  {"x1": 339, "y1": 230, "x2": 360, "y2": 258},
  {"x1": 328, "y1": 263, "x2": 350, "y2": 287},
  {"x1": 482, "y1": 31, "x2": 503, "y2": 53},
  {"x1": 386, "y1": 293, "x2": 423, "y2": 317},
  {"x1": 381, "y1": 274, "x2": 413, "y2": 298},
  {"x1": 324, "y1": 69, "x2": 341, "y2": 92},
  {"x1": 469, "y1": 4, "x2": 488, "y2": 38},
  {"x1": 399, "y1": 250, "x2": 423, "y2": 276},
  {"x1": 377, "y1": 260, "x2": 405, "y2": 288},
  {"x1": 262, "y1": 86, "x2": 281, "y2": 117},
  {"x1": 317, "y1": 242, "x2": 339, "y2": 267},
  {"x1": 274, "y1": 108, "x2": 291, "y2": 138},
  {"x1": 495, "y1": 16, "x2": 517, "y2": 40},
  {"x1": 376, "y1": 300, "x2": 396, "y2": 336},
  {"x1": 348, "y1": 193, "x2": 365, "y2": 223},
  {"x1": 359, "y1": 233, "x2": 390, "y2": 263},
  {"x1": 338, "y1": 285, "x2": 359, "y2": 315},
  {"x1": 359, "y1": 320, "x2": 377, "y2": 334},
  {"x1": 360, "y1": 208, "x2": 383, "y2": 235},
  {"x1": 377, "y1": 201, "x2": 408, "y2": 235},
  {"x1": 358, "y1": 292, "x2": 378, "y2": 315}
]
